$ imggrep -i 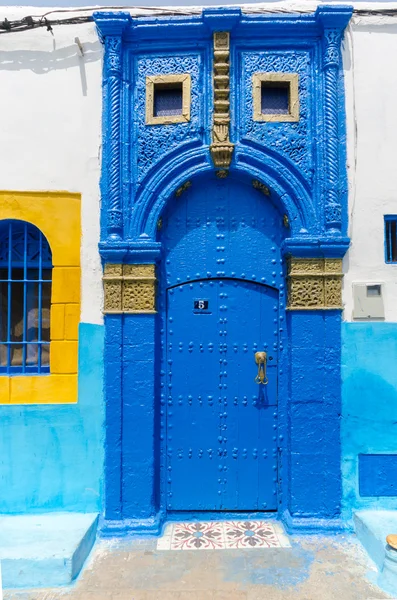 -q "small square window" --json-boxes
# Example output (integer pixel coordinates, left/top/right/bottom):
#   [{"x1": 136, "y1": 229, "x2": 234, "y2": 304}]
[
  {"x1": 385, "y1": 216, "x2": 397, "y2": 263},
  {"x1": 253, "y1": 72, "x2": 299, "y2": 123},
  {"x1": 146, "y1": 74, "x2": 191, "y2": 125},
  {"x1": 261, "y1": 82, "x2": 289, "y2": 115},
  {"x1": 154, "y1": 84, "x2": 183, "y2": 118}
]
